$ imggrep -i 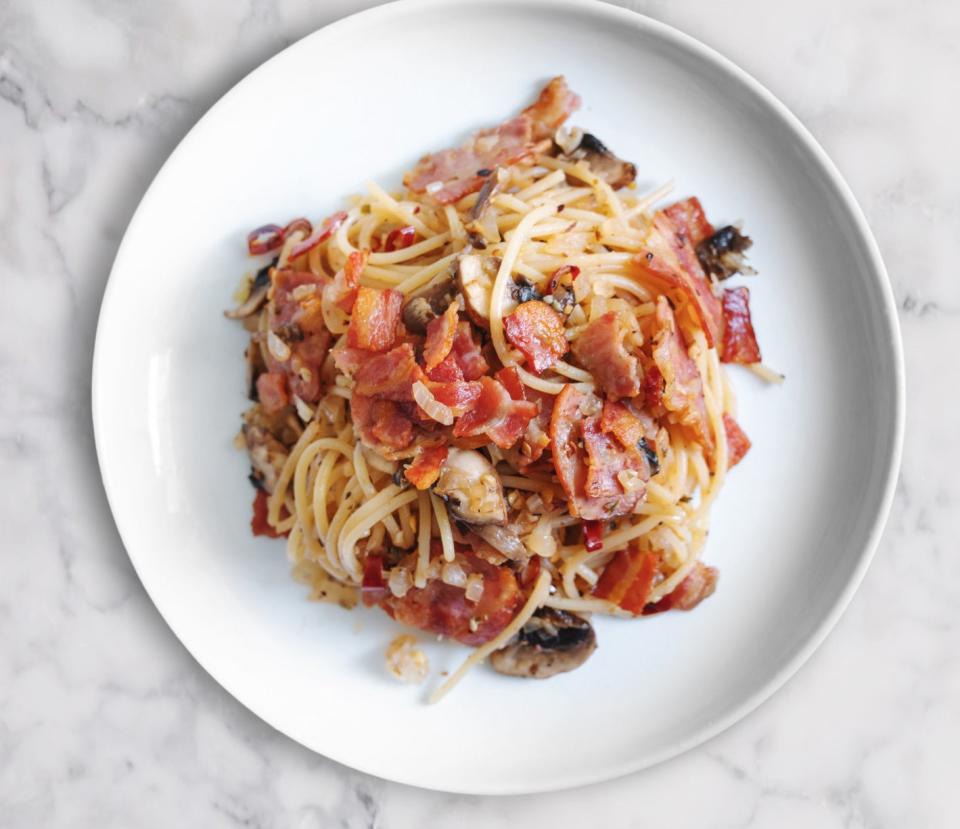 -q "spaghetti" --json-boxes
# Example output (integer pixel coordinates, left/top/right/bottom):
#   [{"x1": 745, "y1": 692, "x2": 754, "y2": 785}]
[{"x1": 229, "y1": 77, "x2": 767, "y2": 699}]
